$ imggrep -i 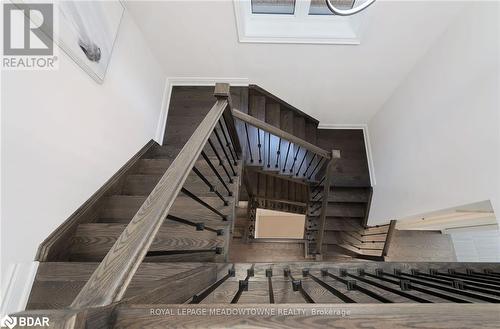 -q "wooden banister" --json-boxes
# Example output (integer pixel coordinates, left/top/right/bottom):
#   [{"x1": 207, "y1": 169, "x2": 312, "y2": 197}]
[
  {"x1": 232, "y1": 109, "x2": 331, "y2": 159},
  {"x1": 70, "y1": 84, "x2": 233, "y2": 309},
  {"x1": 382, "y1": 220, "x2": 397, "y2": 257},
  {"x1": 314, "y1": 150, "x2": 341, "y2": 259}
]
